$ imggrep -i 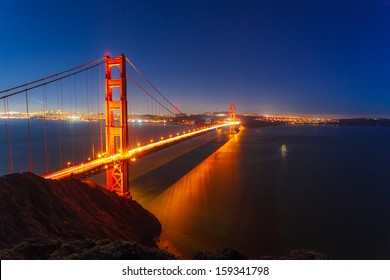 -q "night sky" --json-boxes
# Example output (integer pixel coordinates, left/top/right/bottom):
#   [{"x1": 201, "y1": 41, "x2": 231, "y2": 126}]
[{"x1": 1, "y1": 0, "x2": 390, "y2": 116}]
